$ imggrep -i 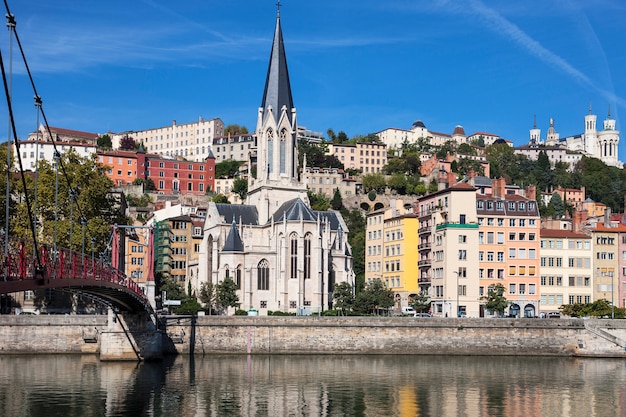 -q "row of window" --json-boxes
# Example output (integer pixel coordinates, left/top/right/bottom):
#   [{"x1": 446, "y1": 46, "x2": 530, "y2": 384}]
[
  {"x1": 477, "y1": 200, "x2": 537, "y2": 212},
  {"x1": 478, "y1": 218, "x2": 536, "y2": 227}
]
